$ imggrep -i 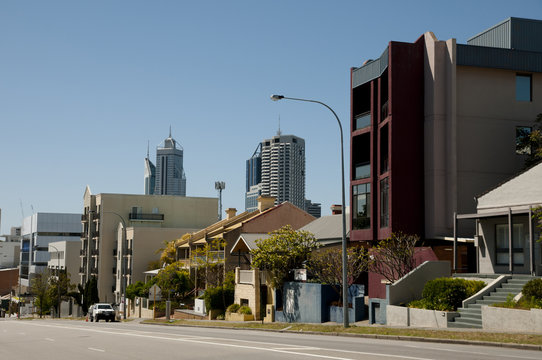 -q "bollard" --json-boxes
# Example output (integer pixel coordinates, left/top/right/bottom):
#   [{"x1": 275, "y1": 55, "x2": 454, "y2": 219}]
[{"x1": 166, "y1": 301, "x2": 171, "y2": 321}]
